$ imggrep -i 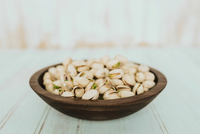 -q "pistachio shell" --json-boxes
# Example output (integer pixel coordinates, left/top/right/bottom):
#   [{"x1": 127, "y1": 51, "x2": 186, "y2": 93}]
[
  {"x1": 135, "y1": 72, "x2": 145, "y2": 82},
  {"x1": 72, "y1": 86, "x2": 85, "y2": 98},
  {"x1": 114, "y1": 55, "x2": 128, "y2": 65},
  {"x1": 45, "y1": 83, "x2": 54, "y2": 93},
  {"x1": 67, "y1": 64, "x2": 77, "y2": 77},
  {"x1": 138, "y1": 64, "x2": 150, "y2": 73},
  {"x1": 101, "y1": 55, "x2": 110, "y2": 65},
  {"x1": 104, "y1": 68, "x2": 109, "y2": 76},
  {"x1": 56, "y1": 65, "x2": 65, "y2": 72},
  {"x1": 95, "y1": 78, "x2": 104, "y2": 86},
  {"x1": 63, "y1": 57, "x2": 72, "y2": 68},
  {"x1": 106, "y1": 60, "x2": 120, "y2": 69},
  {"x1": 89, "y1": 69, "x2": 97, "y2": 75},
  {"x1": 53, "y1": 80, "x2": 62, "y2": 87},
  {"x1": 82, "y1": 89, "x2": 99, "y2": 100},
  {"x1": 108, "y1": 69, "x2": 124, "y2": 79},
  {"x1": 72, "y1": 60, "x2": 86, "y2": 67},
  {"x1": 103, "y1": 90, "x2": 120, "y2": 100},
  {"x1": 122, "y1": 74, "x2": 136, "y2": 86},
  {"x1": 60, "y1": 73, "x2": 72, "y2": 83},
  {"x1": 43, "y1": 72, "x2": 52, "y2": 80},
  {"x1": 81, "y1": 71, "x2": 94, "y2": 79},
  {"x1": 128, "y1": 68, "x2": 137, "y2": 75},
  {"x1": 118, "y1": 91, "x2": 134, "y2": 98},
  {"x1": 76, "y1": 65, "x2": 90, "y2": 72},
  {"x1": 74, "y1": 77, "x2": 90, "y2": 87},
  {"x1": 132, "y1": 83, "x2": 144, "y2": 95},
  {"x1": 43, "y1": 79, "x2": 53, "y2": 85},
  {"x1": 91, "y1": 62, "x2": 104, "y2": 69},
  {"x1": 52, "y1": 89, "x2": 59, "y2": 95},
  {"x1": 123, "y1": 62, "x2": 138, "y2": 68},
  {"x1": 116, "y1": 85, "x2": 131, "y2": 92},
  {"x1": 87, "y1": 59, "x2": 95, "y2": 67},
  {"x1": 120, "y1": 65, "x2": 129, "y2": 73},
  {"x1": 48, "y1": 67, "x2": 57, "y2": 80},
  {"x1": 111, "y1": 79, "x2": 124, "y2": 87},
  {"x1": 144, "y1": 87, "x2": 149, "y2": 92},
  {"x1": 85, "y1": 82, "x2": 94, "y2": 92},
  {"x1": 94, "y1": 69, "x2": 105, "y2": 78},
  {"x1": 142, "y1": 81, "x2": 155, "y2": 89},
  {"x1": 62, "y1": 81, "x2": 73, "y2": 91},
  {"x1": 61, "y1": 91, "x2": 74, "y2": 97},
  {"x1": 144, "y1": 72, "x2": 155, "y2": 81},
  {"x1": 98, "y1": 79, "x2": 112, "y2": 94}
]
